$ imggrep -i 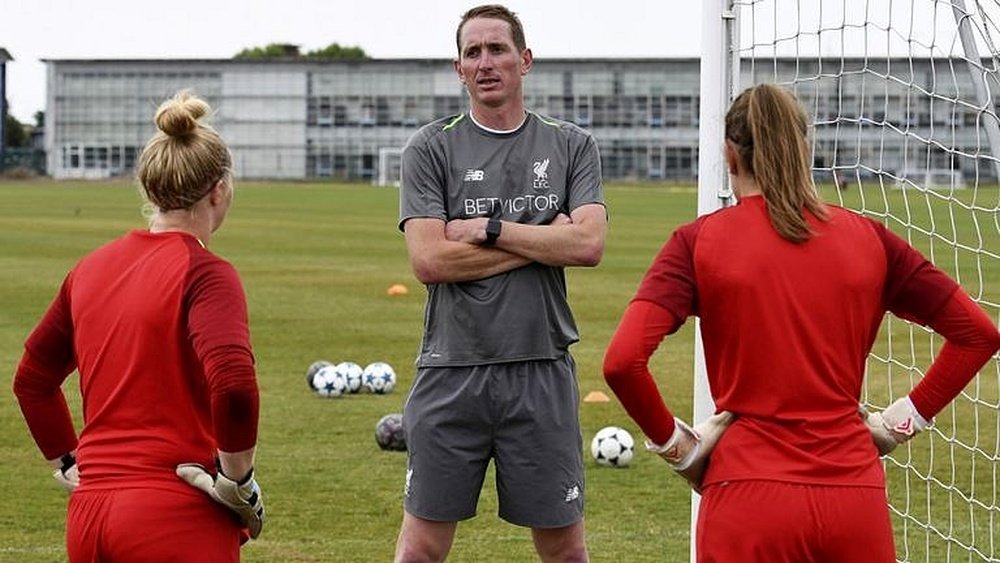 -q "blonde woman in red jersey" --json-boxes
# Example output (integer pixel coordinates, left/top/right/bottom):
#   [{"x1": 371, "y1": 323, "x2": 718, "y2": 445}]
[
  {"x1": 14, "y1": 91, "x2": 265, "y2": 562},
  {"x1": 603, "y1": 83, "x2": 999, "y2": 562}
]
